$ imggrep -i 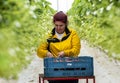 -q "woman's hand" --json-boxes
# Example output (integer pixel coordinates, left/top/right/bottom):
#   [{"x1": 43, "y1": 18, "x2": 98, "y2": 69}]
[
  {"x1": 46, "y1": 52, "x2": 53, "y2": 57},
  {"x1": 58, "y1": 51, "x2": 65, "y2": 57}
]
